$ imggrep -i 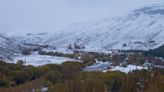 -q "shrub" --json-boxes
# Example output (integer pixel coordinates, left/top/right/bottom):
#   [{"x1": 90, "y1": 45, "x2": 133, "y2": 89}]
[
  {"x1": 44, "y1": 71, "x2": 61, "y2": 84},
  {"x1": 16, "y1": 60, "x2": 24, "y2": 65},
  {"x1": 22, "y1": 49, "x2": 31, "y2": 55},
  {"x1": 0, "y1": 80, "x2": 10, "y2": 88},
  {"x1": 80, "y1": 54, "x2": 95, "y2": 66}
]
